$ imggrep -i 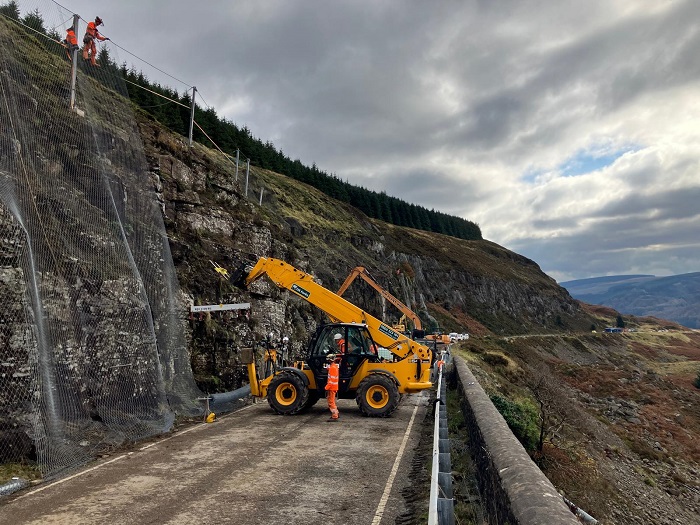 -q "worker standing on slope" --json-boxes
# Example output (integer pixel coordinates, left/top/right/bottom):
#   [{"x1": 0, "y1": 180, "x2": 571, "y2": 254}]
[
  {"x1": 325, "y1": 354, "x2": 340, "y2": 422},
  {"x1": 63, "y1": 25, "x2": 78, "y2": 59},
  {"x1": 82, "y1": 16, "x2": 108, "y2": 66}
]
